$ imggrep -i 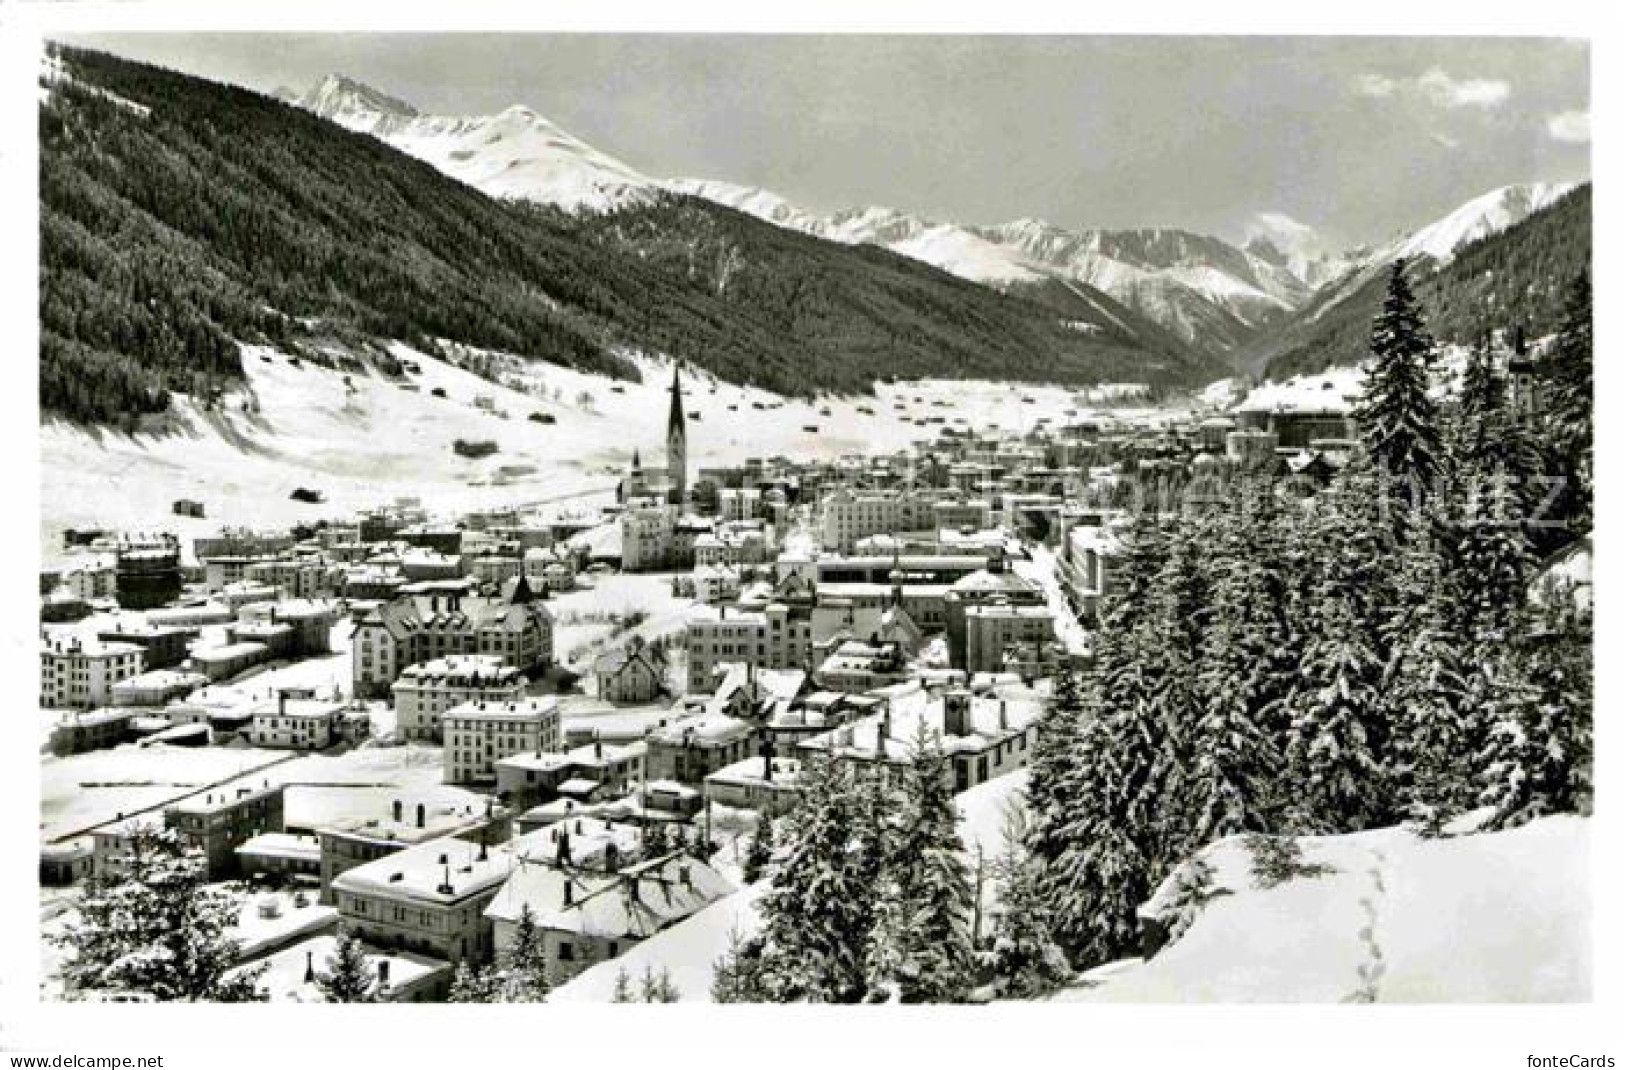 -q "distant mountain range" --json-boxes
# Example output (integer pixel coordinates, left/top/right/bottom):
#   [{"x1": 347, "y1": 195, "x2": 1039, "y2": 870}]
[
  {"x1": 35, "y1": 48, "x2": 1589, "y2": 429},
  {"x1": 283, "y1": 73, "x2": 1583, "y2": 370}
]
